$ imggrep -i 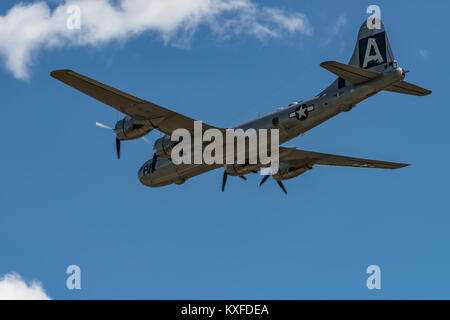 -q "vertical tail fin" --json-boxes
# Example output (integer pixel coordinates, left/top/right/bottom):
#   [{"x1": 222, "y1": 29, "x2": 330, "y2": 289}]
[
  {"x1": 349, "y1": 18, "x2": 395, "y2": 71},
  {"x1": 320, "y1": 18, "x2": 396, "y2": 94}
]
